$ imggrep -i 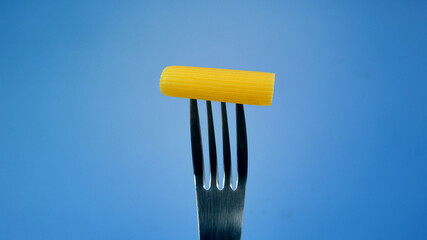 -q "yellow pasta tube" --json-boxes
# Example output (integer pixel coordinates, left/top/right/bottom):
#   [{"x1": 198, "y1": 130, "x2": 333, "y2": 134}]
[{"x1": 159, "y1": 66, "x2": 275, "y2": 106}]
